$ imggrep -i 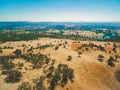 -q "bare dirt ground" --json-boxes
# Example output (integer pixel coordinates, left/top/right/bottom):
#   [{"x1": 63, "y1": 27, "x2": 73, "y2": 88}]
[{"x1": 0, "y1": 38, "x2": 120, "y2": 90}]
